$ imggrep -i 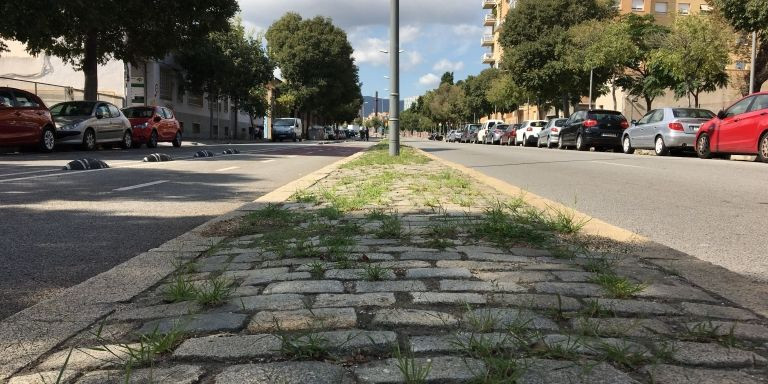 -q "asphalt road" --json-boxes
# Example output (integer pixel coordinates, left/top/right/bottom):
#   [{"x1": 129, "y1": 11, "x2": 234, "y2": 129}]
[
  {"x1": 0, "y1": 140, "x2": 370, "y2": 320},
  {"x1": 408, "y1": 138, "x2": 768, "y2": 284}
]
